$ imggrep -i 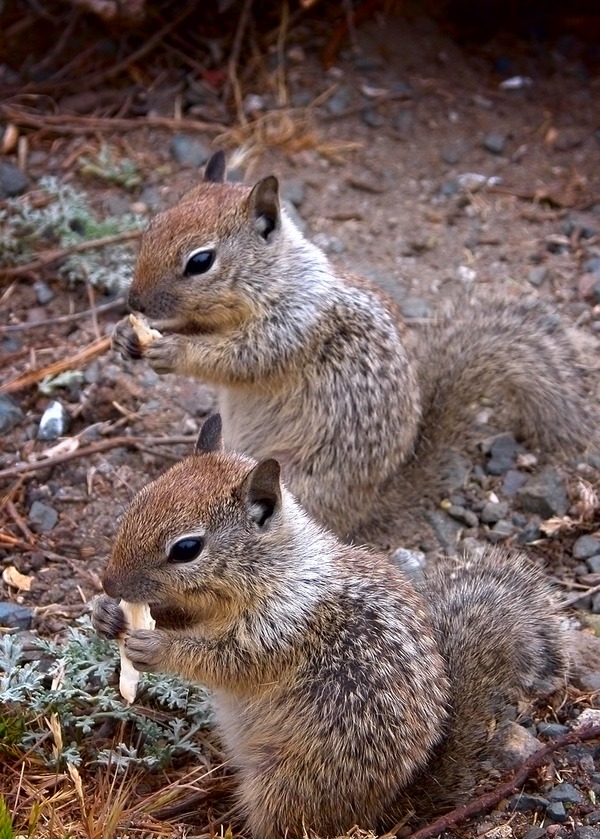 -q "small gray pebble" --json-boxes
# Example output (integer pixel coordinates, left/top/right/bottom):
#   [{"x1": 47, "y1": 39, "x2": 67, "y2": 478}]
[
  {"x1": 393, "y1": 109, "x2": 414, "y2": 136},
  {"x1": 399, "y1": 298, "x2": 431, "y2": 319},
  {"x1": 507, "y1": 792, "x2": 549, "y2": 812},
  {"x1": 38, "y1": 400, "x2": 70, "y2": 441},
  {"x1": 360, "y1": 108, "x2": 385, "y2": 128},
  {"x1": 586, "y1": 555, "x2": 600, "y2": 573},
  {"x1": 389, "y1": 548, "x2": 426, "y2": 582},
  {"x1": 548, "y1": 782, "x2": 584, "y2": 804},
  {"x1": 517, "y1": 468, "x2": 569, "y2": 518},
  {"x1": 591, "y1": 592, "x2": 600, "y2": 614},
  {"x1": 33, "y1": 280, "x2": 54, "y2": 305},
  {"x1": 573, "y1": 535, "x2": 600, "y2": 560},
  {"x1": 480, "y1": 501, "x2": 509, "y2": 523},
  {"x1": 281, "y1": 180, "x2": 305, "y2": 208},
  {"x1": 326, "y1": 87, "x2": 351, "y2": 115},
  {"x1": 587, "y1": 812, "x2": 600, "y2": 826},
  {"x1": 574, "y1": 829, "x2": 600, "y2": 839},
  {"x1": 483, "y1": 432, "x2": 518, "y2": 475},
  {"x1": 486, "y1": 519, "x2": 515, "y2": 542},
  {"x1": 0, "y1": 393, "x2": 24, "y2": 435},
  {"x1": 441, "y1": 145, "x2": 463, "y2": 165},
  {"x1": 354, "y1": 54, "x2": 384, "y2": 71},
  {"x1": 29, "y1": 500, "x2": 59, "y2": 533},
  {"x1": 537, "y1": 722, "x2": 570, "y2": 738},
  {"x1": 446, "y1": 505, "x2": 479, "y2": 528},
  {"x1": 170, "y1": 135, "x2": 211, "y2": 168},
  {"x1": 585, "y1": 257, "x2": 600, "y2": 278},
  {"x1": 528, "y1": 265, "x2": 548, "y2": 287},
  {"x1": 0, "y1": 162, "x2": 28, "y2": 197},
  {"x1": 139, "y1": 185, "x2": 163, "y2": 211},
  {"x1": 502, "y1": 469, "x2": 528, "y2": 496},
  {"x1": 0, "y1": 602, "x2": 34, "y2": 630},
  {"x1": 440, "y1": 180, "x2": 460, "y2": 197},
  {"x1": 522, "y1": 829, "x2": 546, "y2": 839},
  {"x1": 546, "y1": 801, "x2": 568, "y2": 822},
  {"x1": 517, "y1": 520, "x2": 542, "y2": 544},
  {"x1": 482, "y1": 132, "x2": 507, "y2": 155}
]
